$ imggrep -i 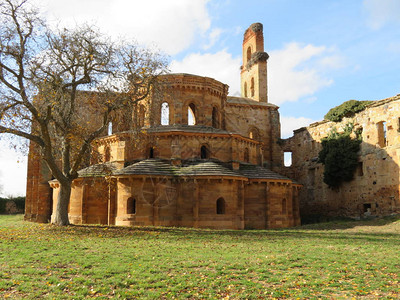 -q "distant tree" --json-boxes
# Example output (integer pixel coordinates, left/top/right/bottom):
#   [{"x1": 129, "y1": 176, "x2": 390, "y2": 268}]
[{"x1": 0, "y1": 0, "x2": 167, "y2": 225}]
